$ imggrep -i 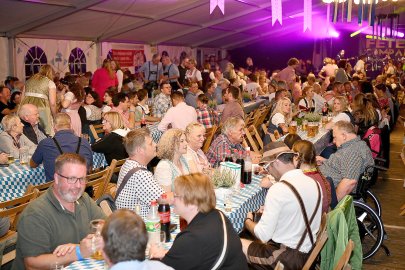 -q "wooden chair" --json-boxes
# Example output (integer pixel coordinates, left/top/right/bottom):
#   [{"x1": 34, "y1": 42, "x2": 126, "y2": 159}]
[
  {"x1": 25, "y1": 181, "x2": 54, "y2": 196},
  {"x1": 253, "y1": 106, "x2": 271, "y2": 130},
  {"x1": 0, "y1": 189, "x2": 40, "y2": 266},
  {"x1": 302, "y1": 213, "x2": 328, "y2": 270},
  {"x1": 261, "y1": 123, "x2": 278, "y2": 142},
  {"x1": 86, "y1": 167, "x2": 111, "y2": 201},
  {"x1": 244, "y1": 125, "x2": 264, "y2": 153},
  {"x1": 202, "y1": 125, "x2": 218, "y2": 153},
  {"x1": 107, "y1": 158, "x2": 127, "y2": 198},
  {"x1": 89, "y1": 124, "x2": 104, "y2": 141},
  {"x1": 244, "y1": 110, "x2": 257, "y2": 127},
  {"x1": 333, "y1": 240, "x2": 354, "y2": 270}
]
